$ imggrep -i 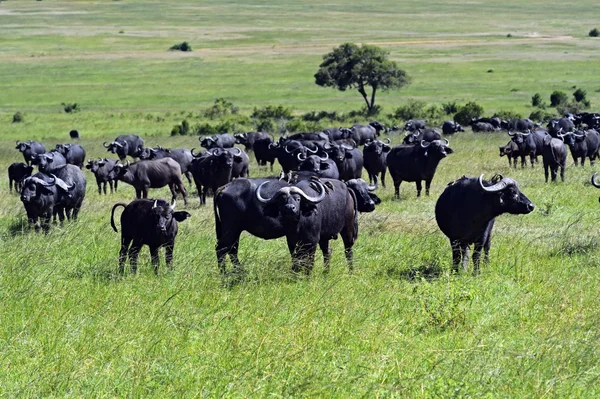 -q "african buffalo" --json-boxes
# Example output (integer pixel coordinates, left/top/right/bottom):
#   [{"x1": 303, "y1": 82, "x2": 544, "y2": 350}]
[
  {"x1": 297, "y1": 153, "x2": 340, "y2": 179},
  {"x1": 560, "y1": 130, "x2": 600, "y2": 166},
  {"x1": 548, "y1": 117, "x2": 575, "y2": 137},
  {"x1": 253, "y1": 136, "x2": 277, "y2": 170},
  {"x1": 404, "y1": 120, "x2": 426, "y2": 132},
  {"x1": 542, "y1": 135, "x2": 567, "y2": 182},
  {"x1": 52, "y1": 164, "x2": 86, "y2": 222},
  {"x1": 8, "y1": 162, "x2": 33, "y2": 193},
  {"x1": 20, "y1": 173, "x2": 72, "y2": 232},
  {"x1": 32, "y1": 151, "x2": 67, "y2": 174},
  {"x1": 103, "y1": 134, "x2": 144, "y2": 161},
  {"x1": 111, "y1": 199, "x2": 191, "y2": 274},
  {"x1": 363, "y1": 138, "x2": 391, "y2": 187},
  {"x1": 69, "y1": 130, "x2": 80, "y2": 139},
  {"x1": 387, "y1": 139, "x2": 454, "y2": 199},
  {"x1": 442, "y1": 121, "x2": 464, "y2": 135},
  {"x1": 200, "y1": 133, "x2": 235, "y2": 150},
  {"x1": 55, "y1": 143, "x2": 86, "y2": 168},
  {"x1": 234, "y1": 132, "x2": 270, "y2": 151},
  {"x1": 86, "y1": 158, "x2": 119, "y2": 194},
  {"x1": 499, "y1": 140, "x2": 520, "y2": 168},
  {"x1": 403, "y1": 128, "x2": 441, "y2": 145},
  {"x1": 324, "y1": 142, "x2": 363, "y2": 181},
  {"x1": 113, "y1": 158, "x2": 188, "y2": 204},
  {"x1": 15, "y1": 140, "x2": 46, "y2": 166},
  {"x1": 435, "y1": 174, "x2": 534, "y2": 273},
  {"x1": 508, "y1": 129, "x2": 546, "y2": 168},
  {"x1": 138, "y1": 146, "x2": 194, "y2": 185}
]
